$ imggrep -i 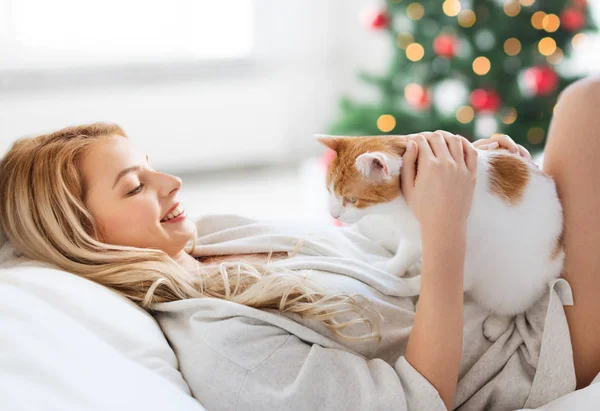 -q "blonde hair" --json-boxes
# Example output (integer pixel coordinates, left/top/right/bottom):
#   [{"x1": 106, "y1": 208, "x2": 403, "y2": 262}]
[{"x1": 0, "y1": 123, "x2": 382, "y2": 343}]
